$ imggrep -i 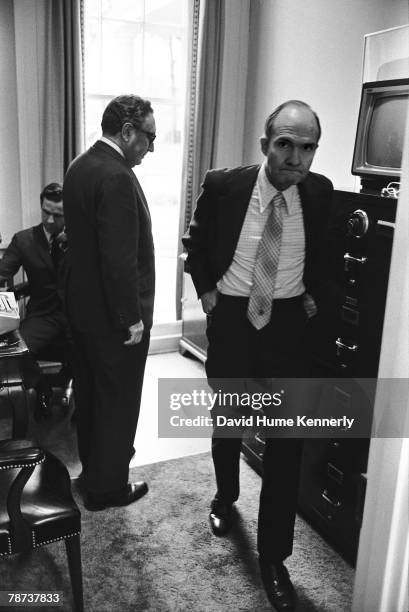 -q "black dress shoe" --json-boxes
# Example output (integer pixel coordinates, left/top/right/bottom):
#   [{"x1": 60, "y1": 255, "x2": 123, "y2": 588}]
[
  {"x1": 33, "y1": 391, "x2": 53, "y2": 422},
  {"x1": 209, "y1": 498, "x2": 233, "y2": 535},
  {"x1": 84, "y1": 481, "x2": 148, "y2": 511},
  {"x1": 259, "y1": 560, "x2": 296, "y2": 611}
]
